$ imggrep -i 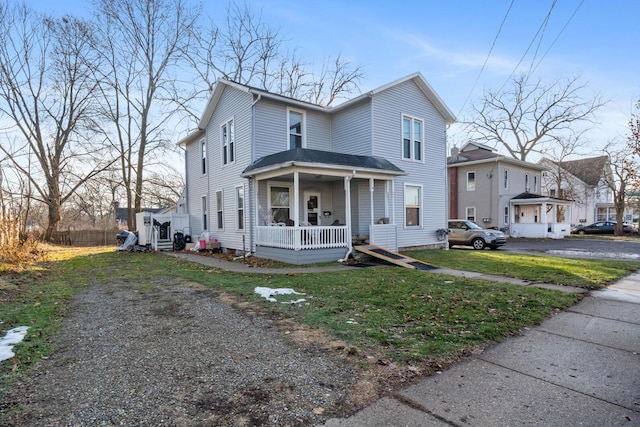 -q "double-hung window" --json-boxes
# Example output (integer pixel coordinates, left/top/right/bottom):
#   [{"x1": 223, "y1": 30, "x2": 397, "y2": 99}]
[
  {"x1": 466, "y1": 207, "x2": 476, "y2": 222},
  {"x1": 222, "y1": 119, "x2": 234, "y2": 165},
  {"x1": 200, "y1": 139, "x2": 206, "y2": 174},
  {"x1": 504, "y1": 170, "x2": 509, "y2": 190},
  {"x1": 236, "y1": 186, "x2": 244, "y2": 230},
  {"x1": 269, "y1": 185, "x2": 291, "y2": 223},
  {"x1": 467, "y1": 171, "x2": 476, "y2": 191},
  {"x1": 404, "y1": 184, "x2": 422, "y2": 227},
  {"x1": 216, "y1": 190, "x2": 223, "y2": 230},
  {"x1": 402, "y1": 116, "x2": 423, "y2": 161},
  {"x1": 201, "y1": 196, "x2": 208, "y2": 230},
  {"x1": 288, "y1": 109, "x2": 304, "y2": 149}
]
